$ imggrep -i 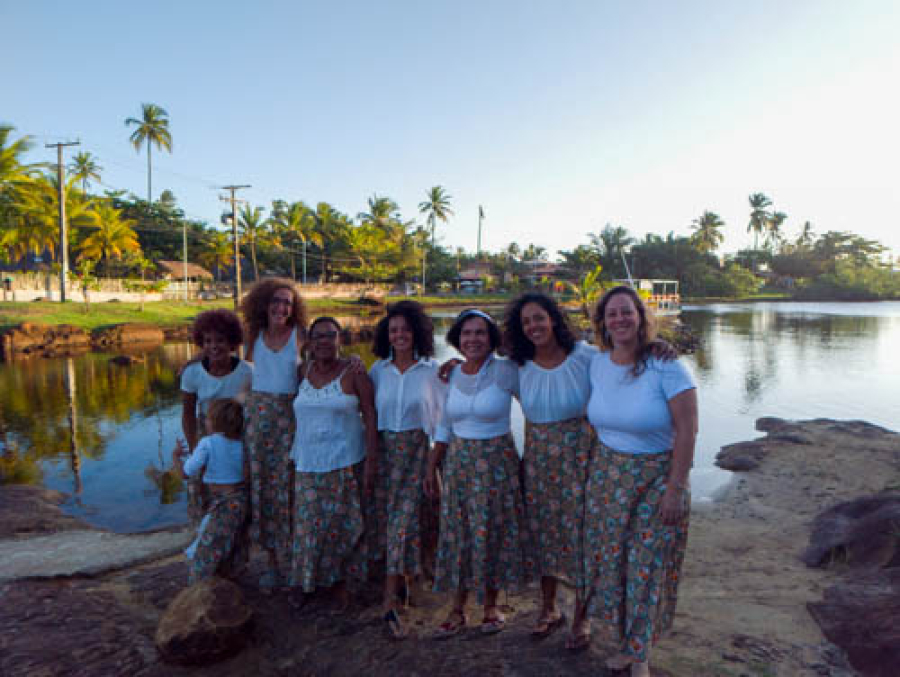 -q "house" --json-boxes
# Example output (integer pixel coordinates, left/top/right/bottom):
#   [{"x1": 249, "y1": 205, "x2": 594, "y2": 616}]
[
  {"x1": 520, "y1": 260, "x2": 572, "y2": 286},
  {"x1": 457, "y1": 261, "x2": 493, "y2": 293},
  {"x1": 155, "y1": 260, "x2": 213, "y2": 281}
]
